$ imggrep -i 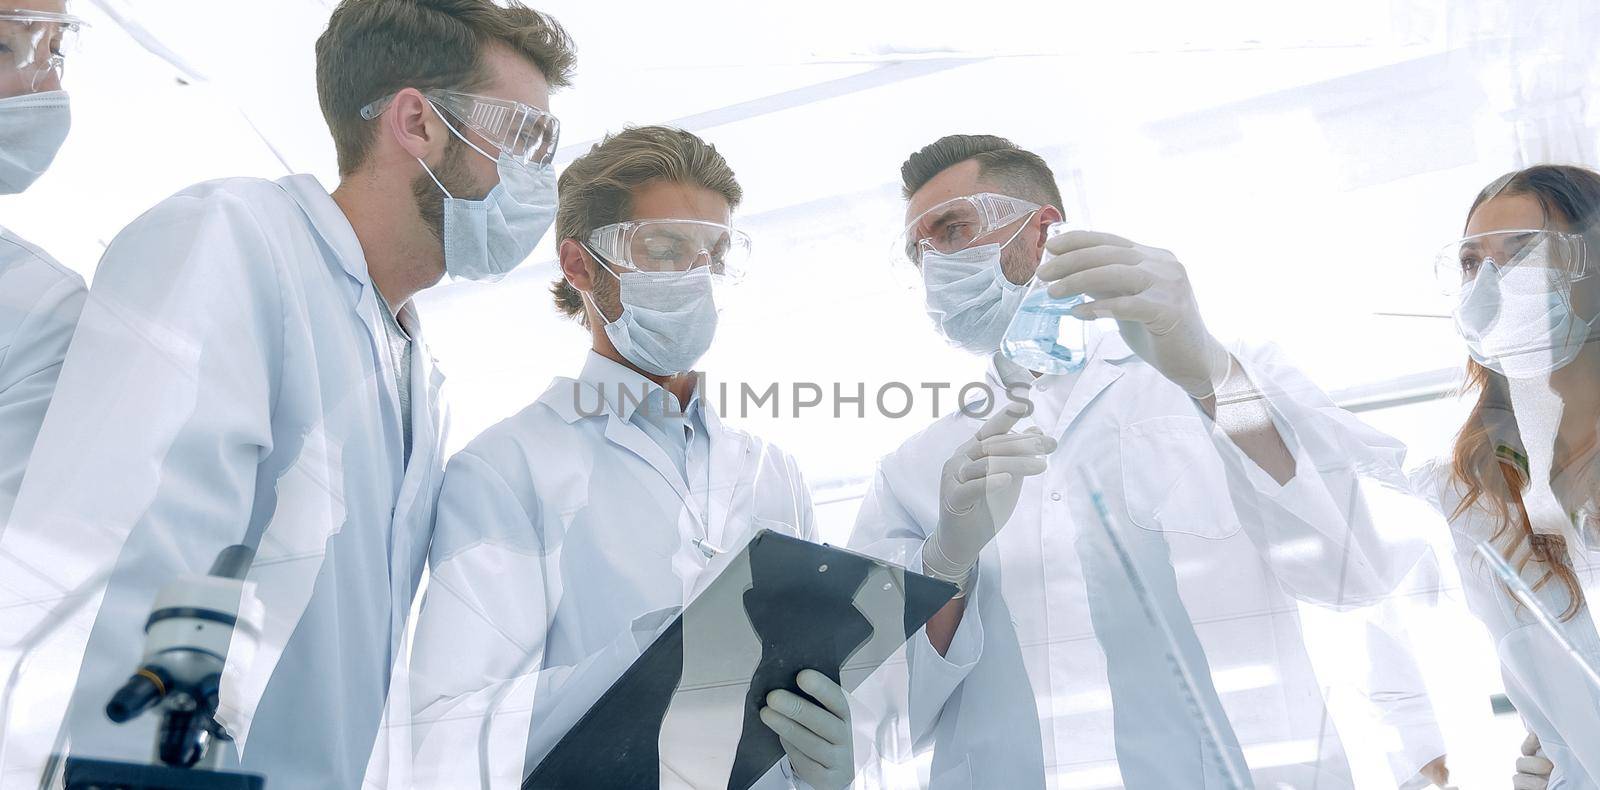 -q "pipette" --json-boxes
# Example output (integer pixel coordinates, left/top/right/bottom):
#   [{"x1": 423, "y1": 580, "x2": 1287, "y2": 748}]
[
  {"x1": 1474, "y1": 538, "x2": 1600, "y2": 691},
  {"x1": 1081, "y1": 468, "x2": 1252, "y2": 790}
]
